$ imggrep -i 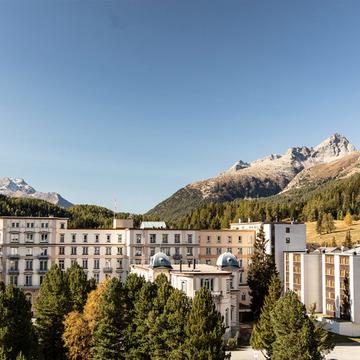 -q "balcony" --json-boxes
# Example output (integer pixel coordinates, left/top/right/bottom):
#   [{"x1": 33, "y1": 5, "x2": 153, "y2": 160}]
[
  {"x1": 7, "y1": 254, "x2": 20, "y2": 259},
  {"x1": 37, "y1": 254, "x2": 49, "y2": 259},
  {"x1": 115, "y1": 267, "x2": 123, "y2": 273},
  {"x1": 103, "y1": 267, "x2": 113, "y2": 274},
  {"x1": 37, "y1": 268, "x2": 48, "y2": 274},
  {"x1": 7, "y1": 269, "x2": 19, "y2": 275}
]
